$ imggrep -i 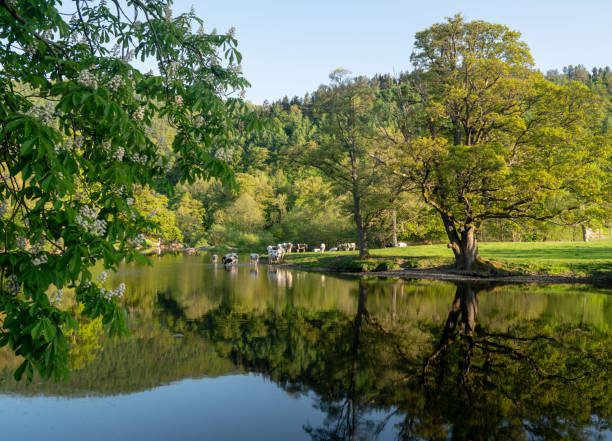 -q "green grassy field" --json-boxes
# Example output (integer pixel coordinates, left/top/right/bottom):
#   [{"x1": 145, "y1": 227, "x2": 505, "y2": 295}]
[{"x1": 283, "y1": 238, "x2": 612, "y2": 276}]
